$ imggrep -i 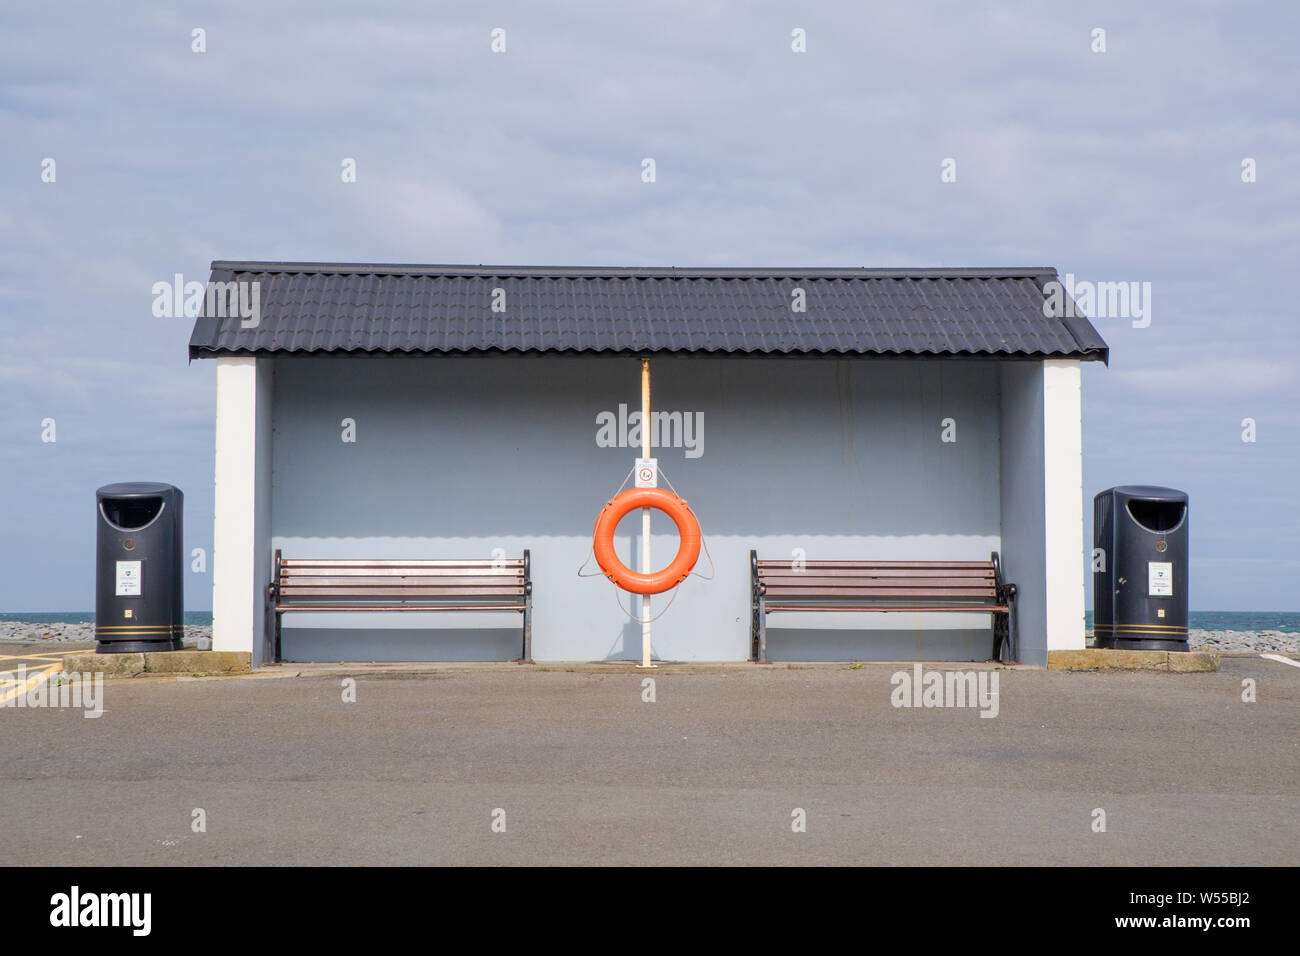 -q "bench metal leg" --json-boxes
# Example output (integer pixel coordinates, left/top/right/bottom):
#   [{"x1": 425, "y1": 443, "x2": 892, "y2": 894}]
[
  {"x1": 520, "y1": 548, "x2": 533, "y2": 663},
  {"x1": 993, "y1": 605, "x2": 1016, "y2": 663},
  {"x1": 269, "y1": 548, "x2": 282, "y2": 665},
  {"x1": 750, "y1": 549, "x2": 768, "y2": 663},
  {"x1": 262, "y1": 599, "x2": 276, "y2": 665},
  {"x1": 1008, "y1": 592, "x2": 1019, "y2": 663},
  {"x1": 522, "y1": 594, "x2": 533, "y2": 663}
]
